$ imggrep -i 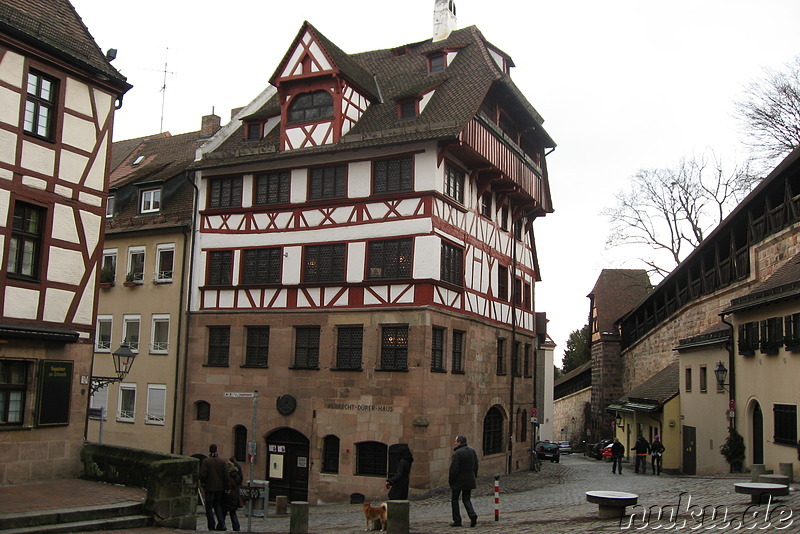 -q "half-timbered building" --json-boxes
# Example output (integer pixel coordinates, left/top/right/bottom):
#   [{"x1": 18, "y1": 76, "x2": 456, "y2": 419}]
[
  {"x1": 0, "y1": 0, "x2": 130, "y2": 483},
  {"x1": 184, "y1": 2, "x2": 555, "y2": 503}
]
